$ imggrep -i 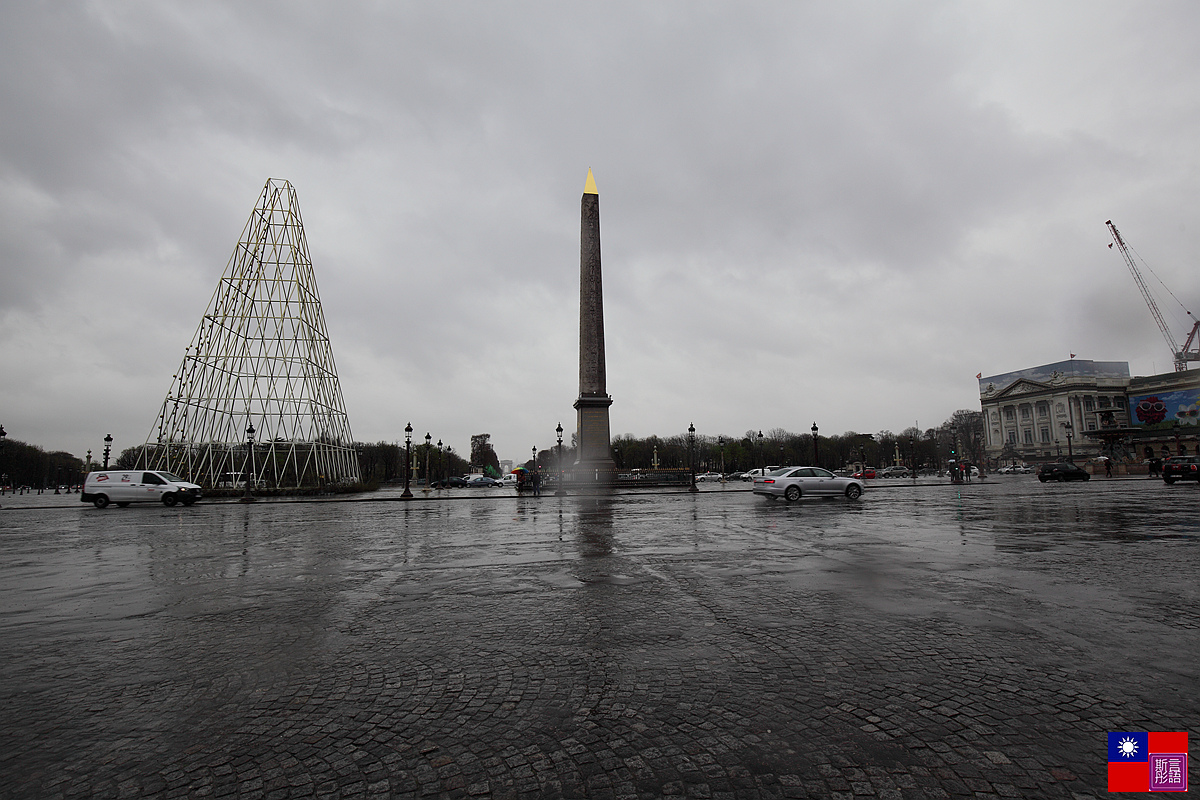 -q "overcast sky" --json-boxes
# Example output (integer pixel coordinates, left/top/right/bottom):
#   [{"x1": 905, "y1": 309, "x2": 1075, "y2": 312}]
[{"x1": 3, "y1": 2, "x2": 1200, "y2": 465}]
